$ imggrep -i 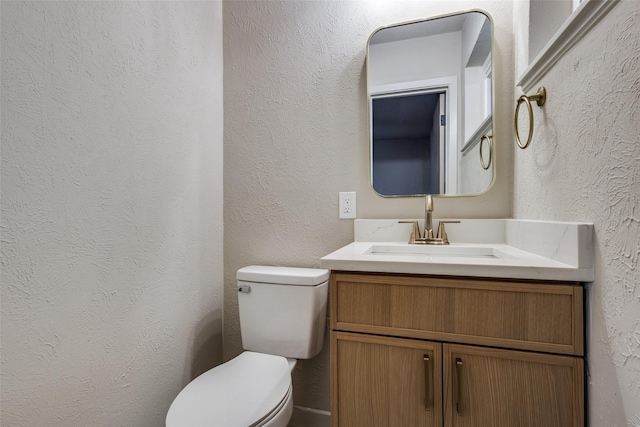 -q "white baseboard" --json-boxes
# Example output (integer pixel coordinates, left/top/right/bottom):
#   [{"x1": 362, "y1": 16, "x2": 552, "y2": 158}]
[{"x1": 288, "y1": 405, "x2": 331, "y2": 427}]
